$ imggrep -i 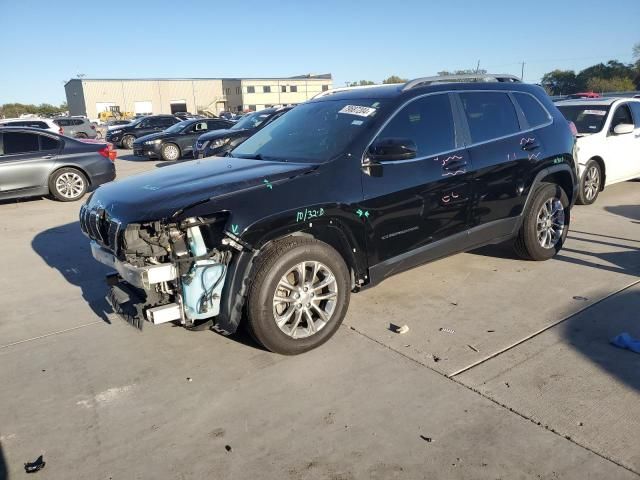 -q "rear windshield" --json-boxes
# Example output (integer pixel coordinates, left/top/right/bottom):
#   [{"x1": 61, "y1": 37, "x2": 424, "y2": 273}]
[{"x1": 557, "y1": 105, "x2": 610, "y2": 134}]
